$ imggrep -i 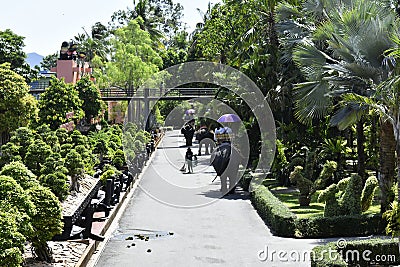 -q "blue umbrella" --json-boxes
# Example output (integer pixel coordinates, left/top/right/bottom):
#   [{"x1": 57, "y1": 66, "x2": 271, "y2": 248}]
[{"x1": 217, "y1": 114, "x2": 241, "y2": 123}]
